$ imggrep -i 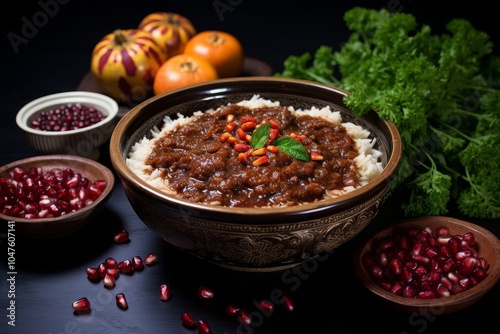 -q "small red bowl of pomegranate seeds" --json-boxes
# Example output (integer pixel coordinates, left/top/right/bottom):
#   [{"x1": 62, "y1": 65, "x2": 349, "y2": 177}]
[
  {"x1": 16, "y1": 91, "x2": 119, "y2": 158},
  {"x1": 353, "y1": 216, "x2": 500, "y2": 314},
  {"x1": 0, "y1": 155, "x2": 114, "y2": 239}
]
